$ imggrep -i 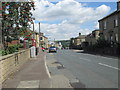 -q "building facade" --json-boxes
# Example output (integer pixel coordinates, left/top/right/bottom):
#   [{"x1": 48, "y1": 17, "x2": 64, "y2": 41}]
[
  {"x1": 39, "y1": 32, "x2": 49, "y2": 49},
  {"x1": 35, "y1": 32, "x2": 40, "y2": 47},
  {"x1": 70, "y1": 33, "x2": 86, "y2": 49},
  {"x1": 98, "y1": 1, "x2": 120, "y2": 45},
  {"x1": 85, "y1": 30, "x2": 100, "y2": 46}
]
